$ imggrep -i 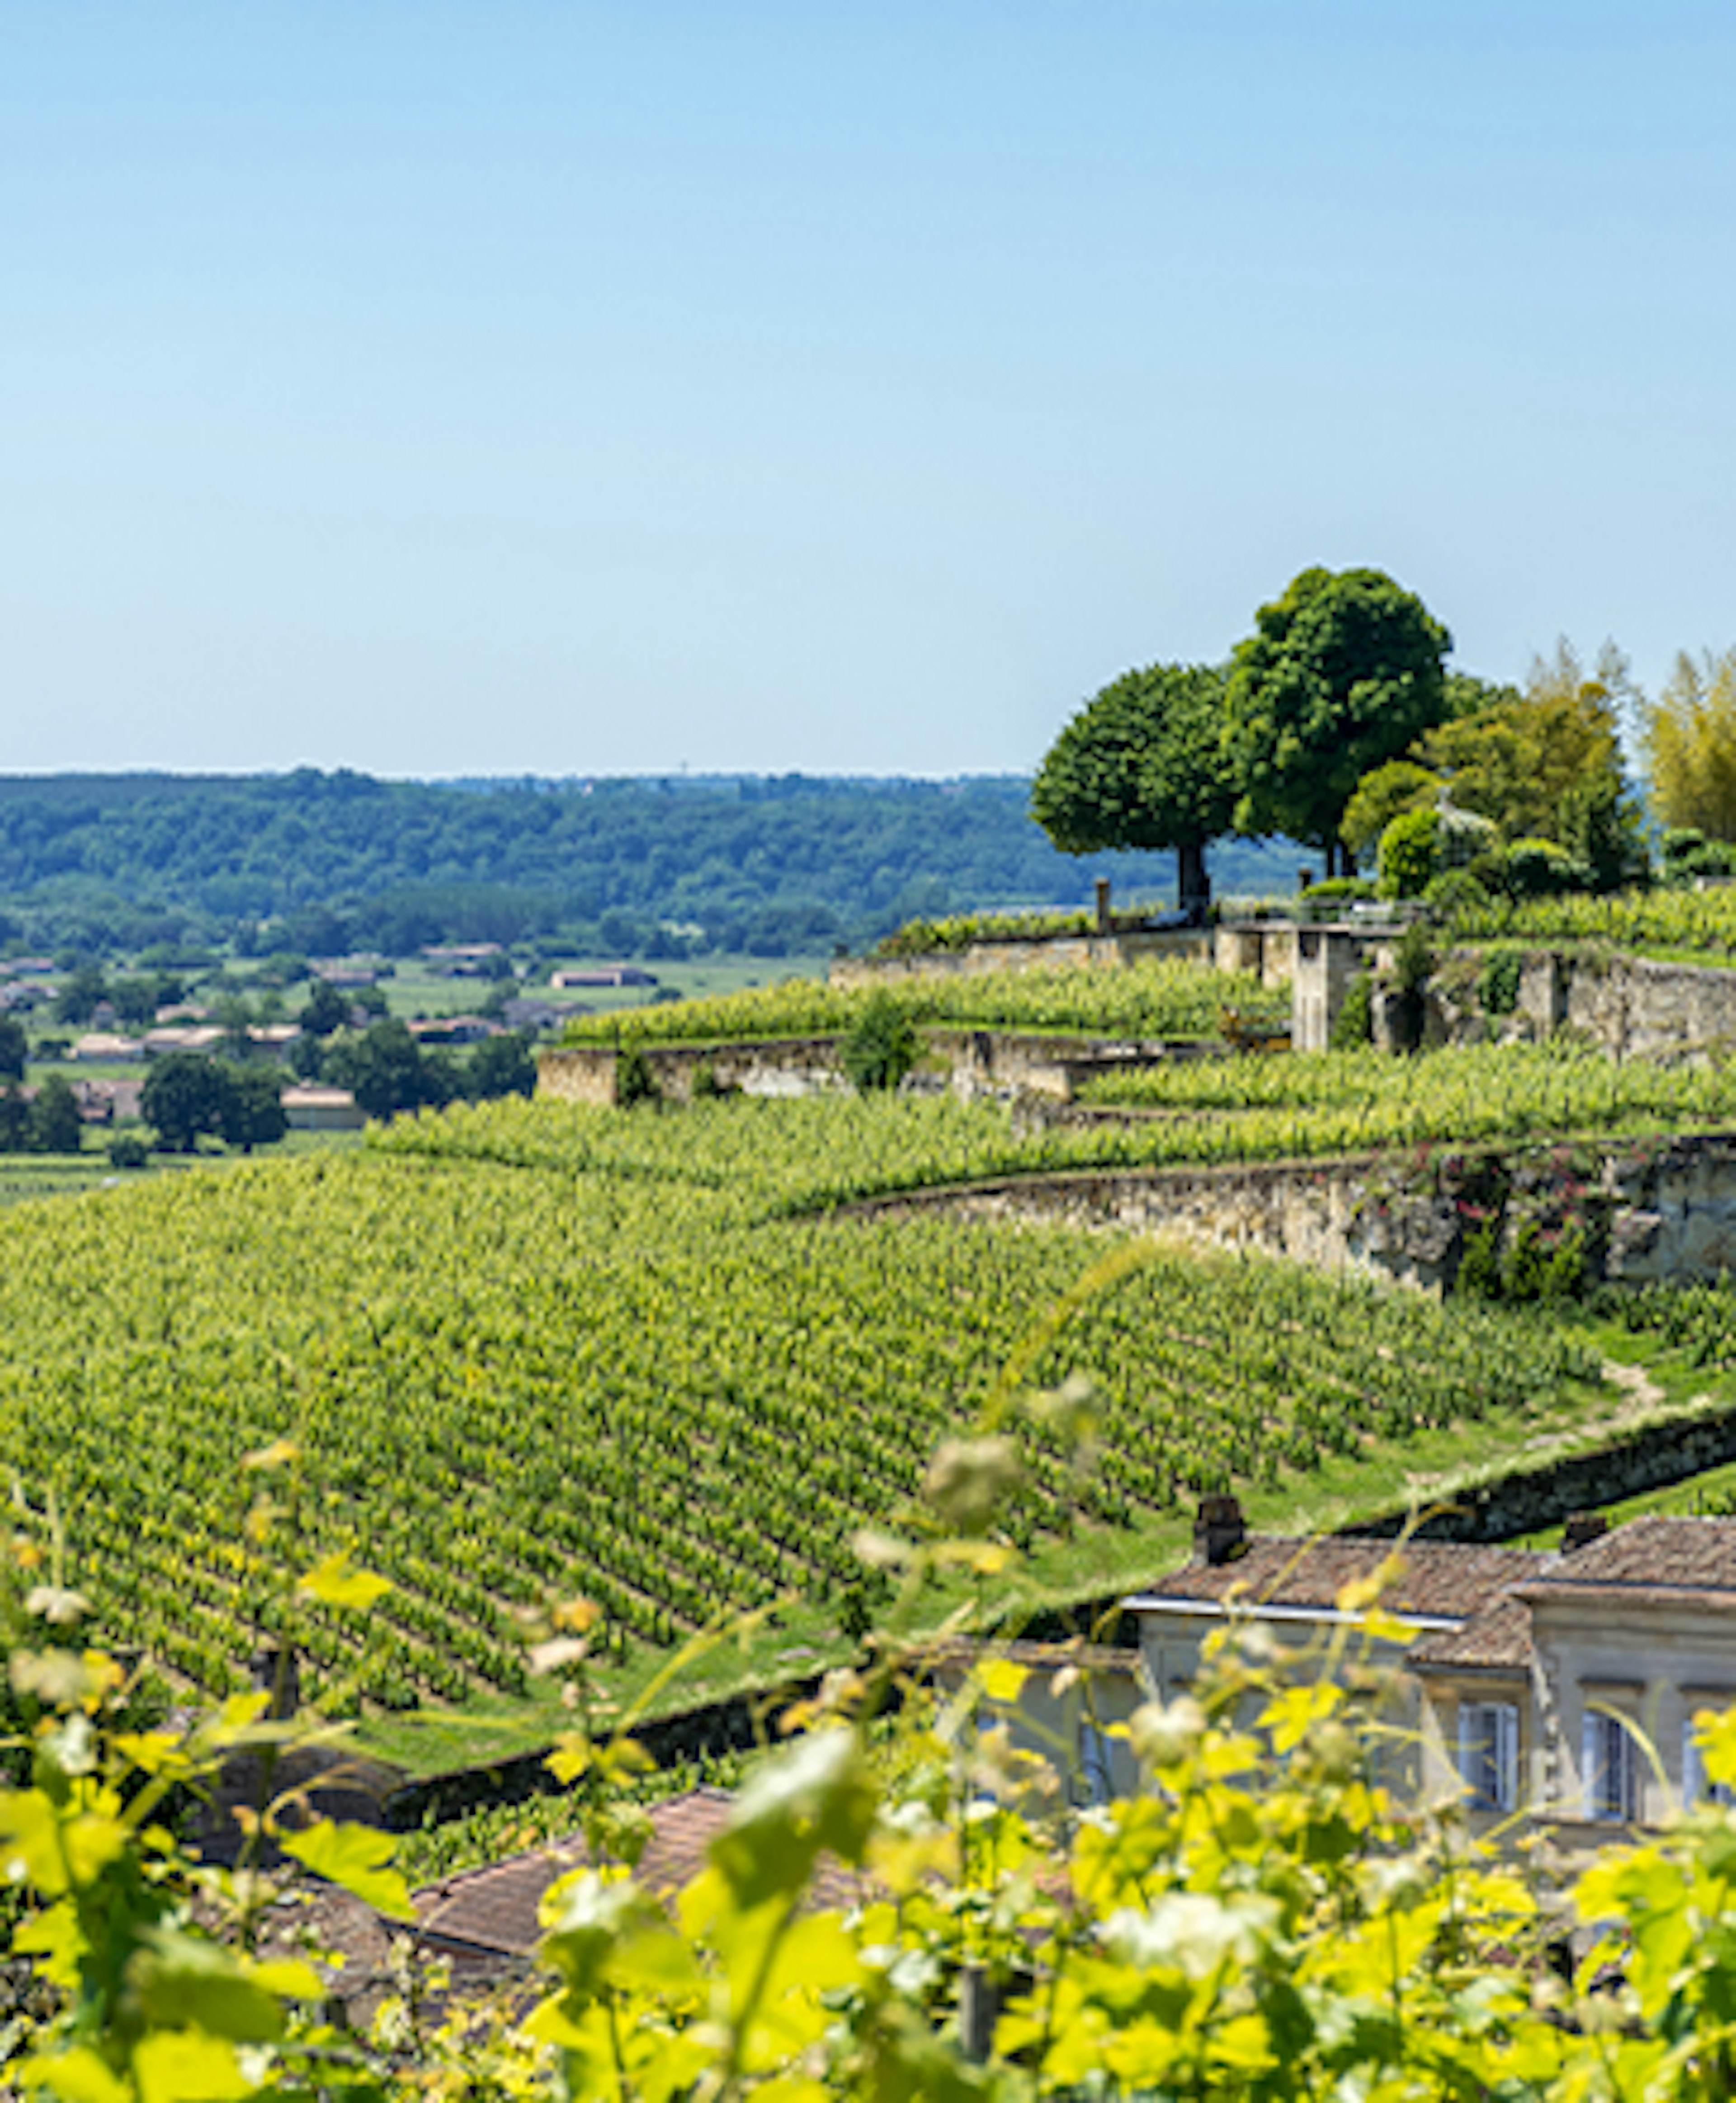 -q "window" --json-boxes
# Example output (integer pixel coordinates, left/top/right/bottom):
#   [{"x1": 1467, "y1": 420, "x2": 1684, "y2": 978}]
[
  {"x1": 1457, "y1": 1701, "x2": 1520, "y2": 1812},
  {"x1": 1076, "y1": 1721, "x2": 1113, "y2": 1807},
  {"x1": 1582, "y1": 1711, "x2": 1637, "y2": 1821},
  {"x1": 1682, "y1": 1716, "x2": 1735, "y2": 1808}
]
